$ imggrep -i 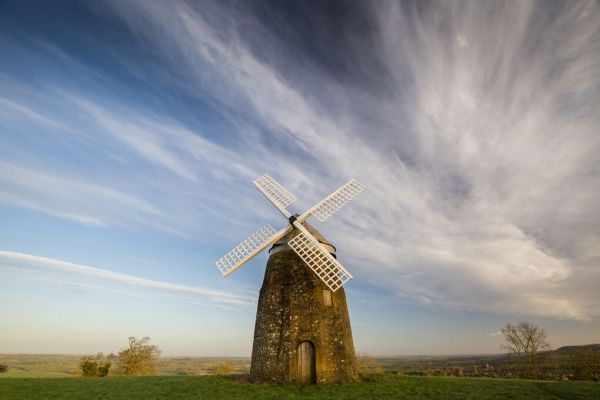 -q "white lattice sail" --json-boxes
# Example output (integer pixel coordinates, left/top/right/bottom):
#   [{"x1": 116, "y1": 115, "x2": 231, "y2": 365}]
[
  {"x1": 302, "y1": 179, "x2": 365, "y2": 222},
  {"x1": 216, "y1": 225, "x2": 277, "y2": 276},
  {"x1": 288, "y1": 230, "x2": 353, "y2": 292},
  {"x1": 216, "y1": 174, "x2": 365, "y2": 286},
  {"x1": 253, "y1": 174, "x2": 297, "y2": 209}
]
